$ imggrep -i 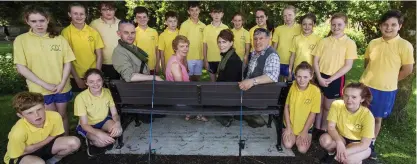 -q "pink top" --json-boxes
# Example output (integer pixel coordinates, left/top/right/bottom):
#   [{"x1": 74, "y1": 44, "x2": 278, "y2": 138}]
[{"x1": 165, "y1": 55, "x2": 189, "y2": 82}]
